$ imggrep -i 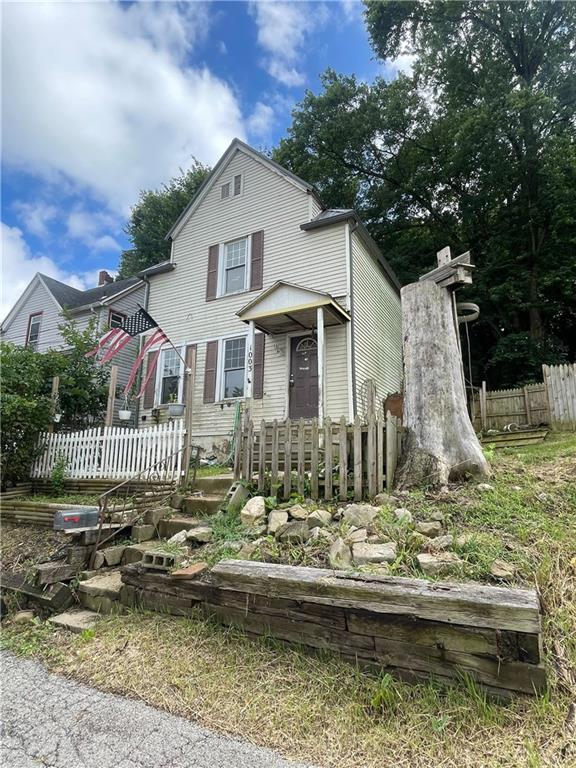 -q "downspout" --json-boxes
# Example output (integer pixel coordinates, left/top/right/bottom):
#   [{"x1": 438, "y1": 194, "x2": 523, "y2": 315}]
[{"x1": 346, "y1": 220, "x2": 358, "y2": 418}]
